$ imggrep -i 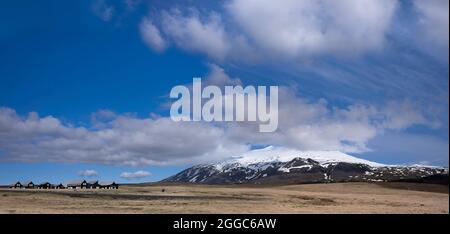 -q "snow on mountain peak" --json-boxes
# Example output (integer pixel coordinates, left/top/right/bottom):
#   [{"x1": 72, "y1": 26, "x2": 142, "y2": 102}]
[
  {"x1": 165, "y1": 146, "x2": 447, "y2": 184},
  {"x1": 213, "y1": 146, "x2": 385, "y2": 169}
]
